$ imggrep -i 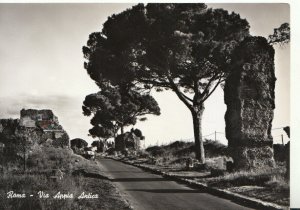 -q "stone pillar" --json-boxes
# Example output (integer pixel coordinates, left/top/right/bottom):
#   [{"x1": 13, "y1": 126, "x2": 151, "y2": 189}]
[{"x1": 224, "y1": 36, "x2": 276, "y2": 170}]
